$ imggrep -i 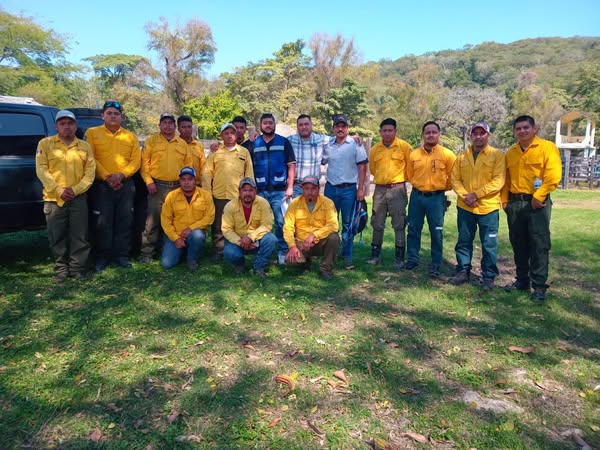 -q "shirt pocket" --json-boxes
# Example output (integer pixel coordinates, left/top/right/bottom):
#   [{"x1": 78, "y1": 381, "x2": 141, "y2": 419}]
[
  {"x1": 432, "y1": 159, "x2": 446, "y2": 174},
  {"x1": 390, "y1": 152, "x2": 405, "y2": 170},
  {"x1": 525, "y1": 160, "x2": 542, "y2": 179}
]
